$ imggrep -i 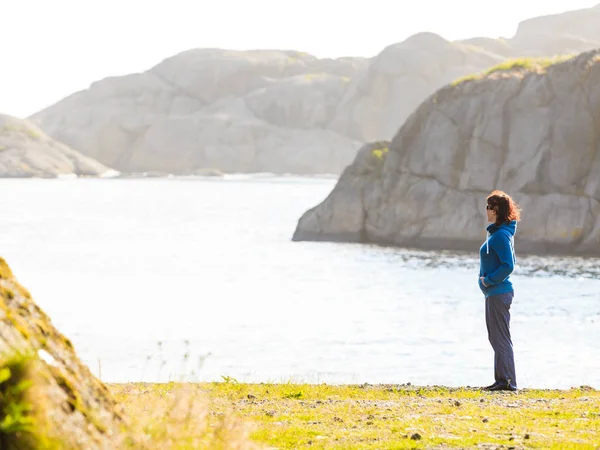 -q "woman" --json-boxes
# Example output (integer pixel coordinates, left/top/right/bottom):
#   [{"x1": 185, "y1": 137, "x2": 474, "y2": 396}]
[{"x1": 478, "y1": 190, "x2": 521, "y2": 392}]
